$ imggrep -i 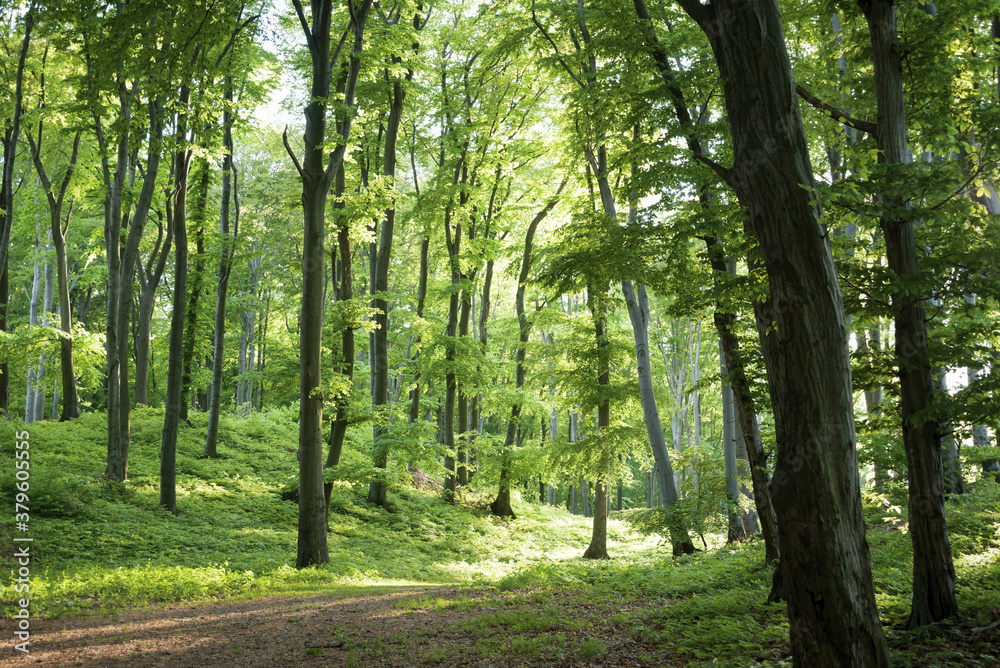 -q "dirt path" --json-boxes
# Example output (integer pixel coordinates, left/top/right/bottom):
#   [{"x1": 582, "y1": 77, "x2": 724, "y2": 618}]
[{"x1": 2, "y1": 586, "x2": 673, "y2": 667}]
